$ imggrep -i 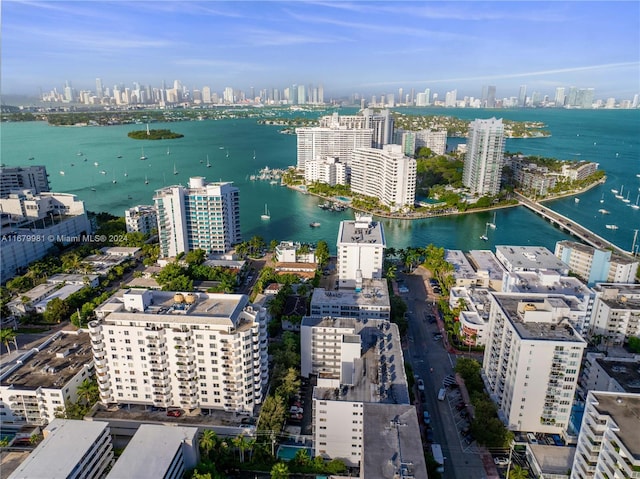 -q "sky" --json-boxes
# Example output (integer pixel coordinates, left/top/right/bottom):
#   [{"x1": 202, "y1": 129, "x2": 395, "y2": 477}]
[{"x1": 2, "y1": 1, "x2": 640, "y2": 100}]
